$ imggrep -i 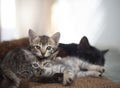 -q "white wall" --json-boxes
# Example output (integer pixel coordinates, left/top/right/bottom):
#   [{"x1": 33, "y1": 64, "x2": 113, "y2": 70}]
[
  {"x1": 16, "y1": 0, "x2": 55, "y2": 37},
  {"x1": 52, "y1": 0, "x2": 120, "y2": 52},
  {"x1": 95, "y1": 0, "x2": 120, "y2": 52},
  {"x1": 1, "y1": 0, "x2": 56, "y2": 41}
]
